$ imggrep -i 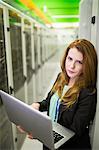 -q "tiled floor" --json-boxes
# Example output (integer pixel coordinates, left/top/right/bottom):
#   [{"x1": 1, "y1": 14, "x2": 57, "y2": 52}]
[{"x1": 21, "y1": 50, "x2": 63, "y2": 150}]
